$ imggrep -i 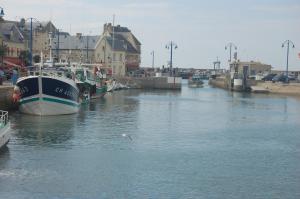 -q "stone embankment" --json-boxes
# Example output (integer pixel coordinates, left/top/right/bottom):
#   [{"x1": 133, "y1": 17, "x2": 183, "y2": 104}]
[
  {"x1": 209, "y1": 76, "x2": 231, "y2": 90},
  {"x1": 0, "y1": 85, "x2": 17, "y2": 110},
  {"x1": 209, "y1": 76, "x2": 300, "y2": 96},
  {"x1": 256, "y1": 82, "x2": 300, "y2": 96},
  {"x1": 115, "y1": 76, "x2": 182, "y2": 90}
]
